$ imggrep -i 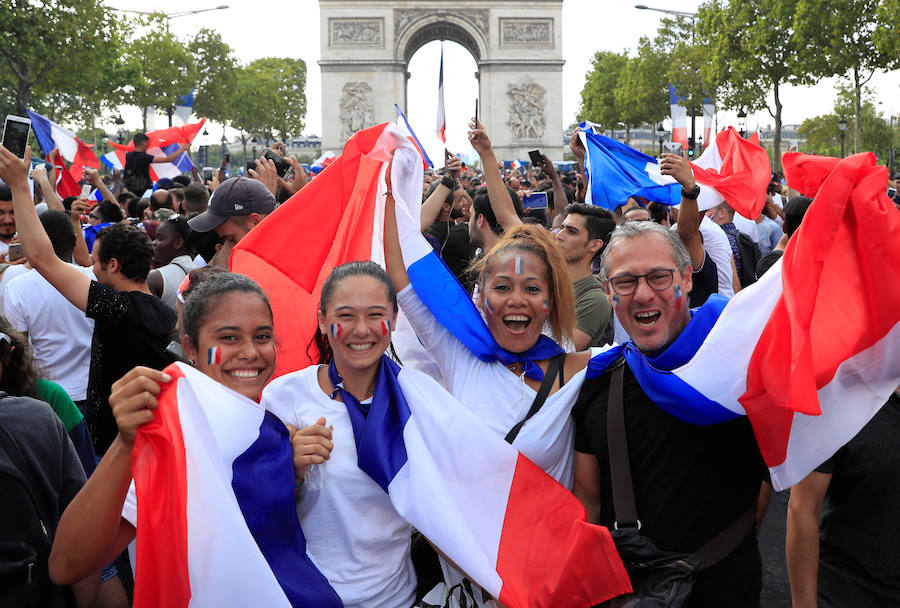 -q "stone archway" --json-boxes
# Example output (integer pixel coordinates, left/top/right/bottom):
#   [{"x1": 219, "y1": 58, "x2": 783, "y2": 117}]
[{"x1": 318, "y1": 0, "x2": 564, "y2": 160}]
